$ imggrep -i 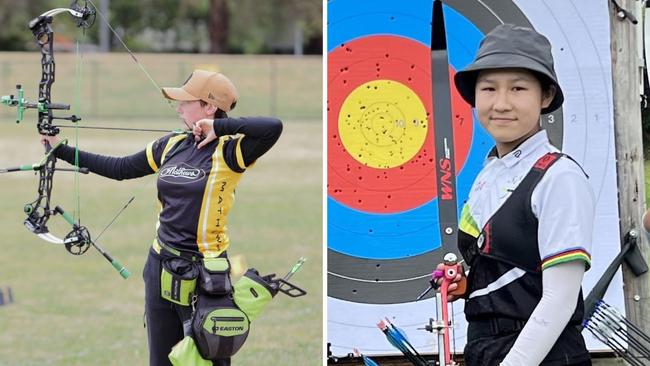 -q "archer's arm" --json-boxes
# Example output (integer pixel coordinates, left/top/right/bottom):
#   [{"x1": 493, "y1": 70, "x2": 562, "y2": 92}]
[
  {"x1": 500, "y1": 262, "x2": 585, "y2": 365},
  {"x1": 53, "y1": 144, "x2": 154, "y2": 180},
  {"x1": 502, "y1": 161, "x2": 594, "y2": 365},
  {"x1": 214, "y1": 116, "x2": 283, "y2": 168}
]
